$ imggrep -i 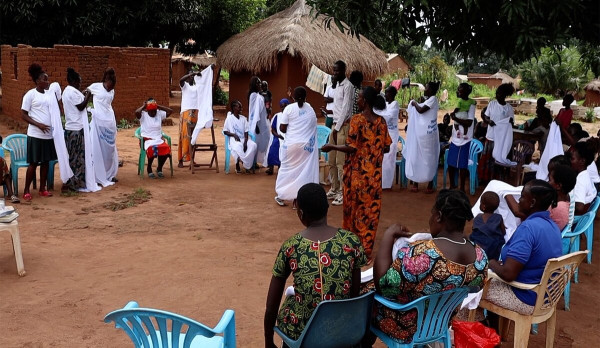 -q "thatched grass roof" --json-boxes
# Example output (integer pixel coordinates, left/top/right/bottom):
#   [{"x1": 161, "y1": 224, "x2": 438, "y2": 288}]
[
  {"x1": 216, "y1": 0, "x2": 388, "y2": 76},
  {"x1": 172, "y1": 51, "x2": 216, "y2": 67},
  {"x1": 584, "y1": 79, "x2": 600, "y2": 92},
  {"x1": 489, "y1": 71, "x2": 520, "y2": 89}
]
